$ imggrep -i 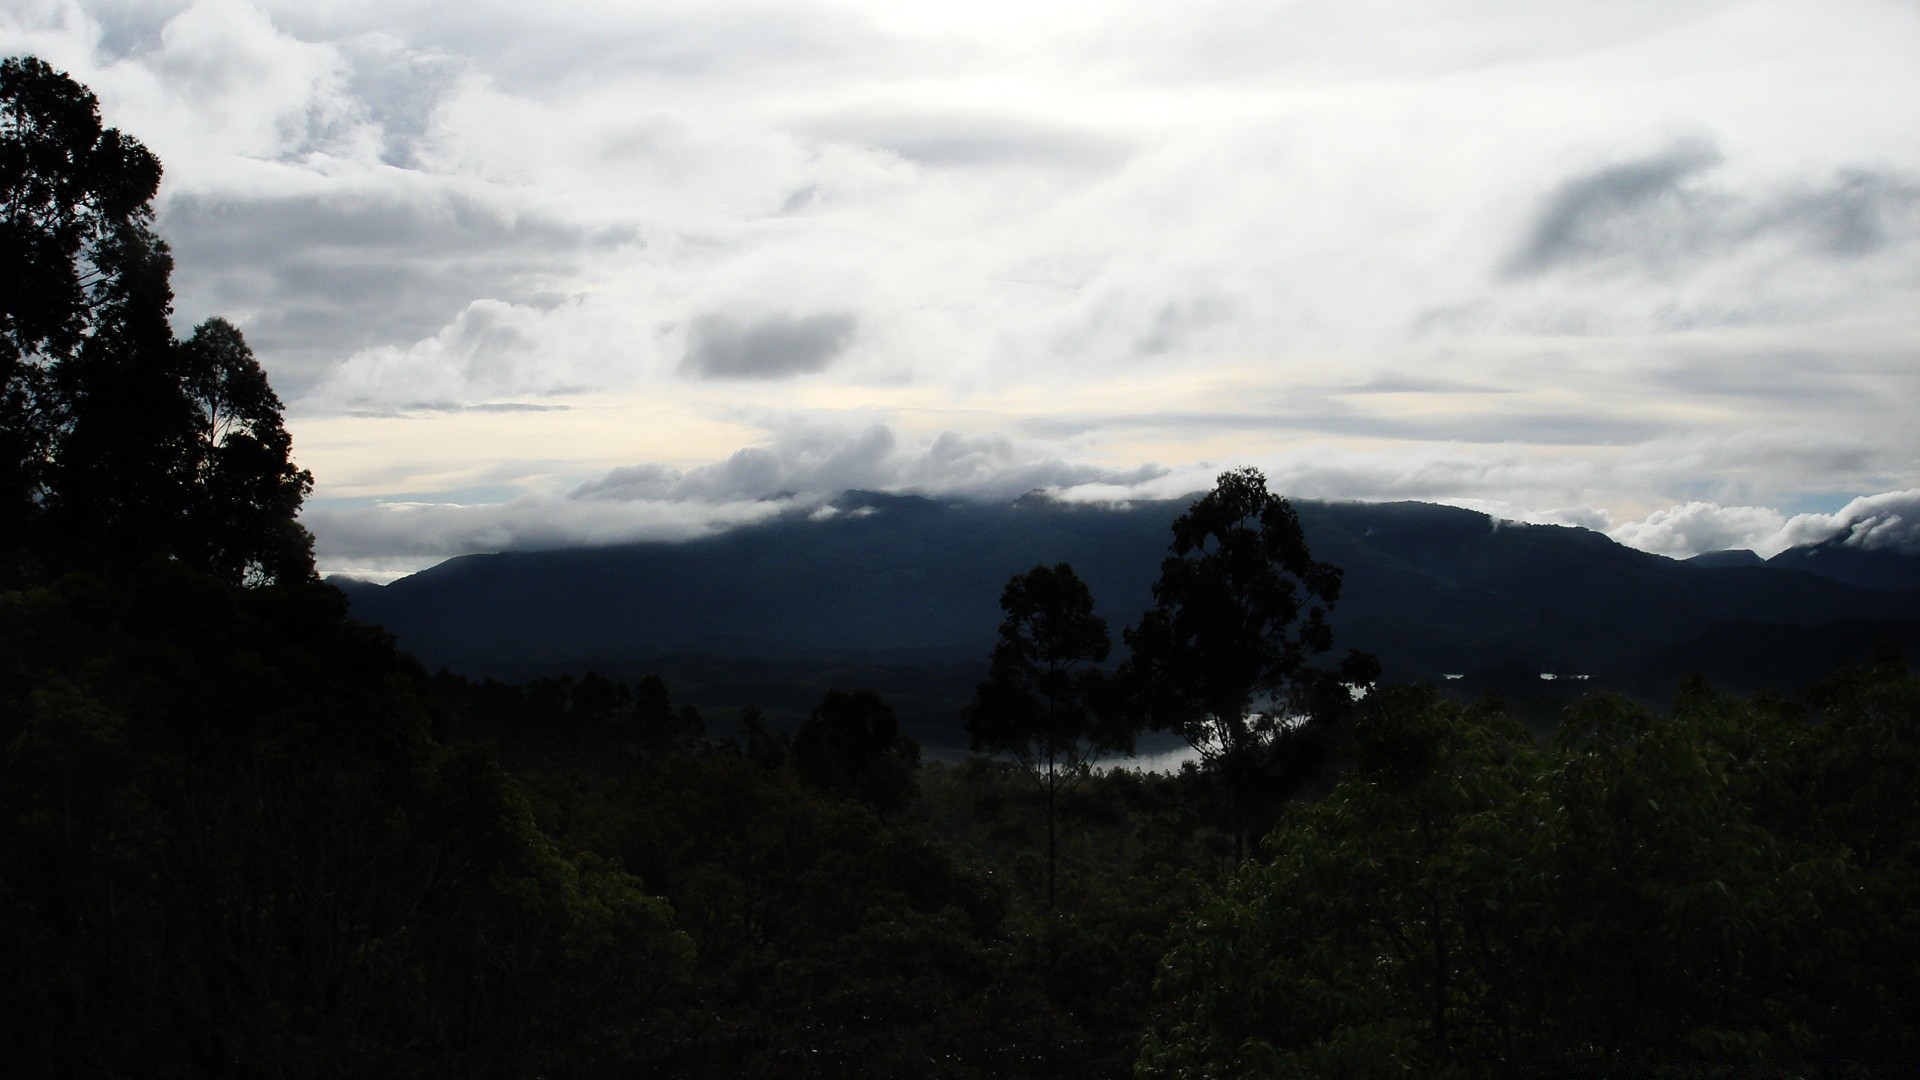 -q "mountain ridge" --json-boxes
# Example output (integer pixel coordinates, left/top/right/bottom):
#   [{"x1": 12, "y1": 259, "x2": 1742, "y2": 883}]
[{"x1": 334, "y1": 494, "x2": 1917, "y2": 697}]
